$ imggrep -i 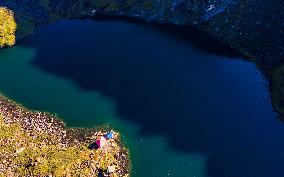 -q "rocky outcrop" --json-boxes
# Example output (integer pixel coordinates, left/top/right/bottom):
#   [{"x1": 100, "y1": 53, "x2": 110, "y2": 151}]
[{"x1": 0, "y1": 0, "x2": 283, "y2": 118}]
